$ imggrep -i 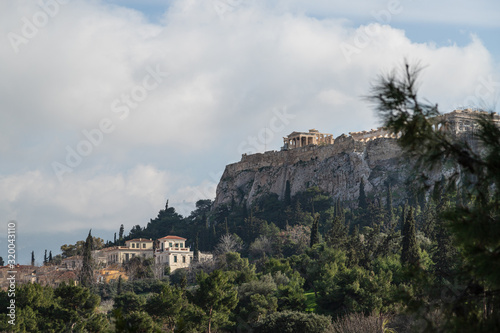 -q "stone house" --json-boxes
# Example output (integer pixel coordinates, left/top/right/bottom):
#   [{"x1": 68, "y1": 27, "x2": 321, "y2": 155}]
[
  {"x1": 102, "y1": 238, "x2": 154, "y2": 265},
  {"x1": 155, "y1": 235, "x2": 213, "y2": 275}
]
